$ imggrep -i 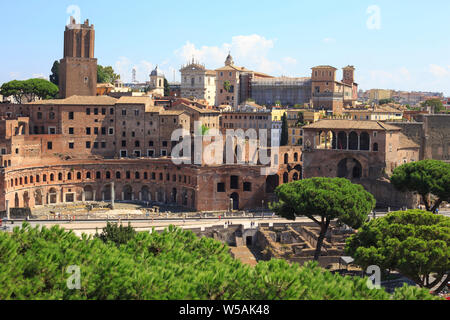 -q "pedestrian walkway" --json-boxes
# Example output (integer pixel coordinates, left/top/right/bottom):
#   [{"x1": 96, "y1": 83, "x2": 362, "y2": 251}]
[{"x1": 230, "y1": 246, "x2": 258, "y2": 266}]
